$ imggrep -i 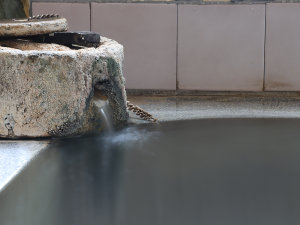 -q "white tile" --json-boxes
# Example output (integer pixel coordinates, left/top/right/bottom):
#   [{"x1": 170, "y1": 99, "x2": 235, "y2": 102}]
[
  {"x1": 178, "y1": 5, "x2": 265, "y2": 91},
  {"x1": 91, "y1": 3, "x2": 177, "y2": 90},
  {"x1": 265, "y1": 3, "x2": 300, "y2": 91}
]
